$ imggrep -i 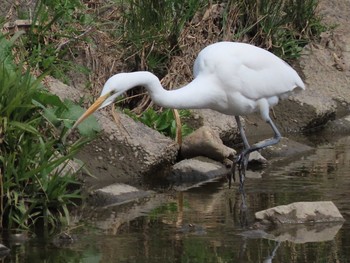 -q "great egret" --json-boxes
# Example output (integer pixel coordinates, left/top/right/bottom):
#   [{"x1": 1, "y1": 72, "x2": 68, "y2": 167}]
[{"x1": 72, "y1": 41, "x2": 305, "y2": 189}]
